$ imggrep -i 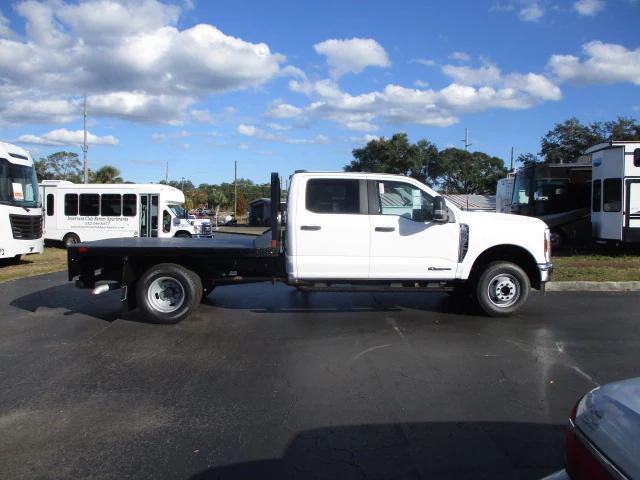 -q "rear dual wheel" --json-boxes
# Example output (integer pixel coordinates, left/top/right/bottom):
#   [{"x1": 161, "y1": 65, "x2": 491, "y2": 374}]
[{"x1": 137, "y1": 263, "x2": 202, "y2": 324}]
